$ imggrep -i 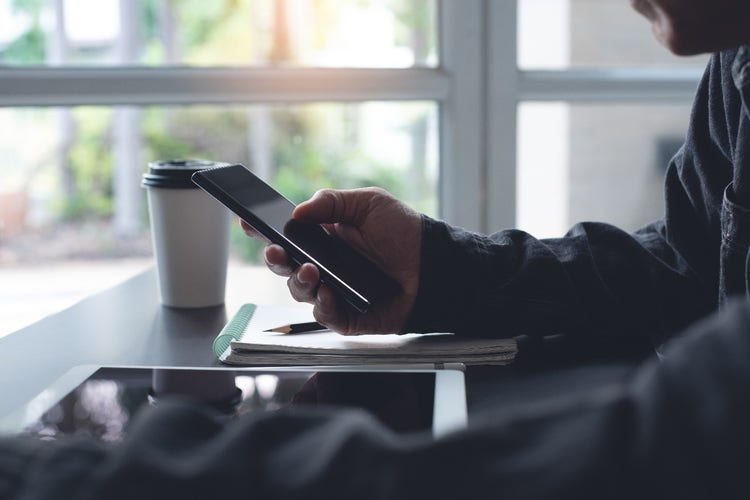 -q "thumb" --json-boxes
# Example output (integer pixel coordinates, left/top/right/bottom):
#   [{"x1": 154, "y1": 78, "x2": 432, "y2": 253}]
[{"x1": 292, "y1": 188, "x2": 380, "y2": 226}]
